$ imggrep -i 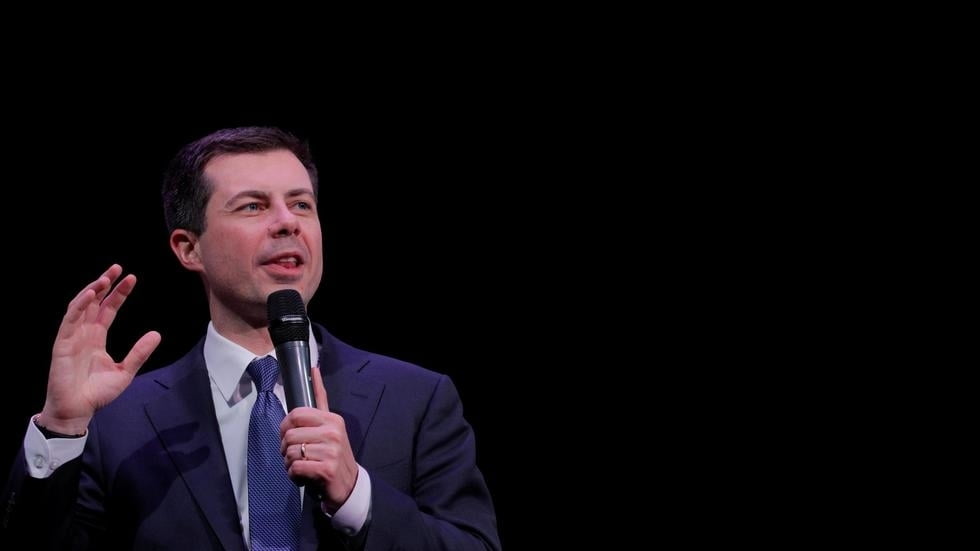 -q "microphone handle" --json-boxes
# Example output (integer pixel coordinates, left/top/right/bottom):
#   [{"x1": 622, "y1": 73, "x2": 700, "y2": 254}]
[{"x1": 276, "y1": 340, "x2": 315, "y2": 410}]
